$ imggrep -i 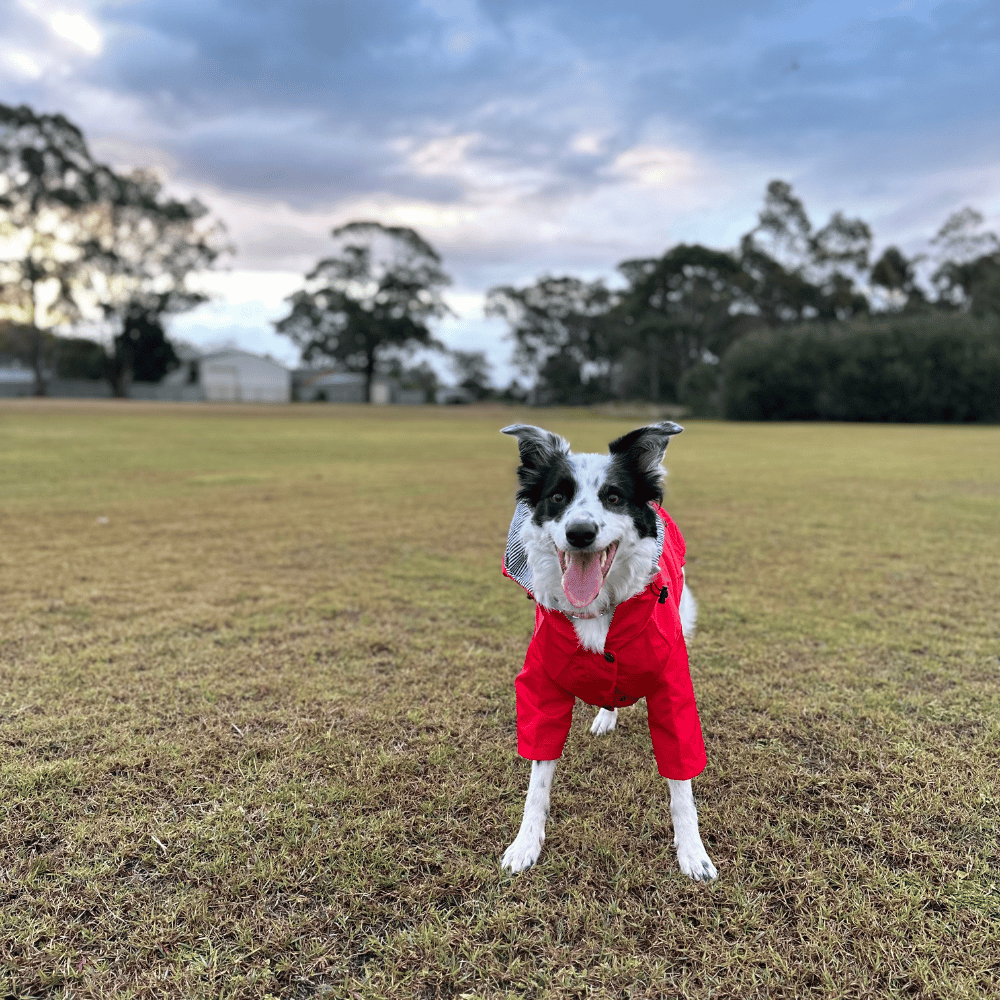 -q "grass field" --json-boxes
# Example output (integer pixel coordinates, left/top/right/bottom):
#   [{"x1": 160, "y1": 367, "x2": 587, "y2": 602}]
[{"x1": 1, "y1": 400, "x2": 999, "y2": 999}]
